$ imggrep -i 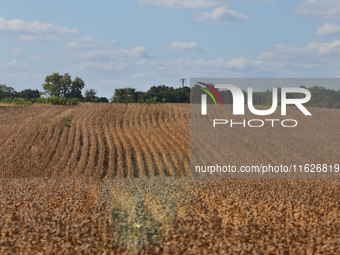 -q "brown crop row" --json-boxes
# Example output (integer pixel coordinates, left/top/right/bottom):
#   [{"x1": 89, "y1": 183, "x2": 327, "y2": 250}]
[
  {"x1": 0, "y1": 103, "x2": 190, "y2": 178},
  {"x1": 2, "y1": 178, "x2": 340, "y2": 254},
  {"x1": 1, "y1": 104, "x2": 340, "y2": 254}
]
